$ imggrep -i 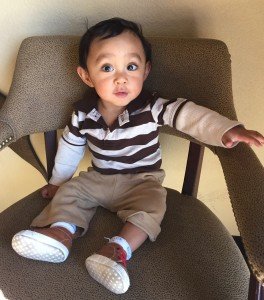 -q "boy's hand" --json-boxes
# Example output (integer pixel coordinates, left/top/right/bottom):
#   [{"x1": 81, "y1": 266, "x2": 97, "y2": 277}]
[
  {"x1": 222, "y1": 125, "x2": 264, "y2": 148},
  {"x1": 41, "y1": 184, "x2": 59, "y2": 199}
]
